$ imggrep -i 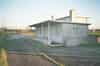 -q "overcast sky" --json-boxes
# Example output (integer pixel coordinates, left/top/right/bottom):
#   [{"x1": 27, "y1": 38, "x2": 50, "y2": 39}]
[{"x1": 0, "y1": 0, "x2": 100, "y2": 29}]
